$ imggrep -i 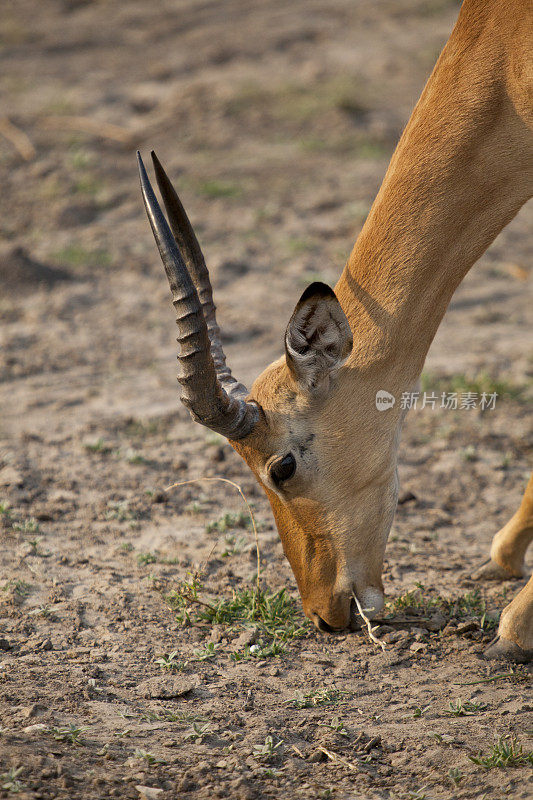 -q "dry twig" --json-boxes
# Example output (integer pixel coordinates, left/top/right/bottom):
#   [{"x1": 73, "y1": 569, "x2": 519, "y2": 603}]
[
  {"x1": 318, "y1": 746, "x2": 359, "y2": 772},
  {"x1": 352, "y1": 591, "x2": 386, "y2": 651},
  {"x1": 0, "y1": 117, "x2": 36, "y2": 160}
]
